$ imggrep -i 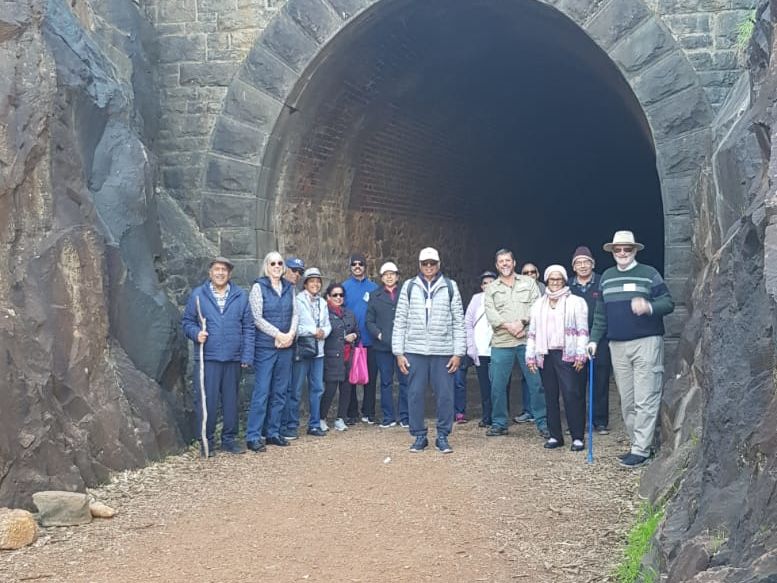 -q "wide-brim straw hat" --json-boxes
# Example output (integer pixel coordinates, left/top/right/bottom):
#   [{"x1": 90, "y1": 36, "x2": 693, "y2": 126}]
[{"x1": 603, "y1": 230, "x2": 644, "y2": 252}]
